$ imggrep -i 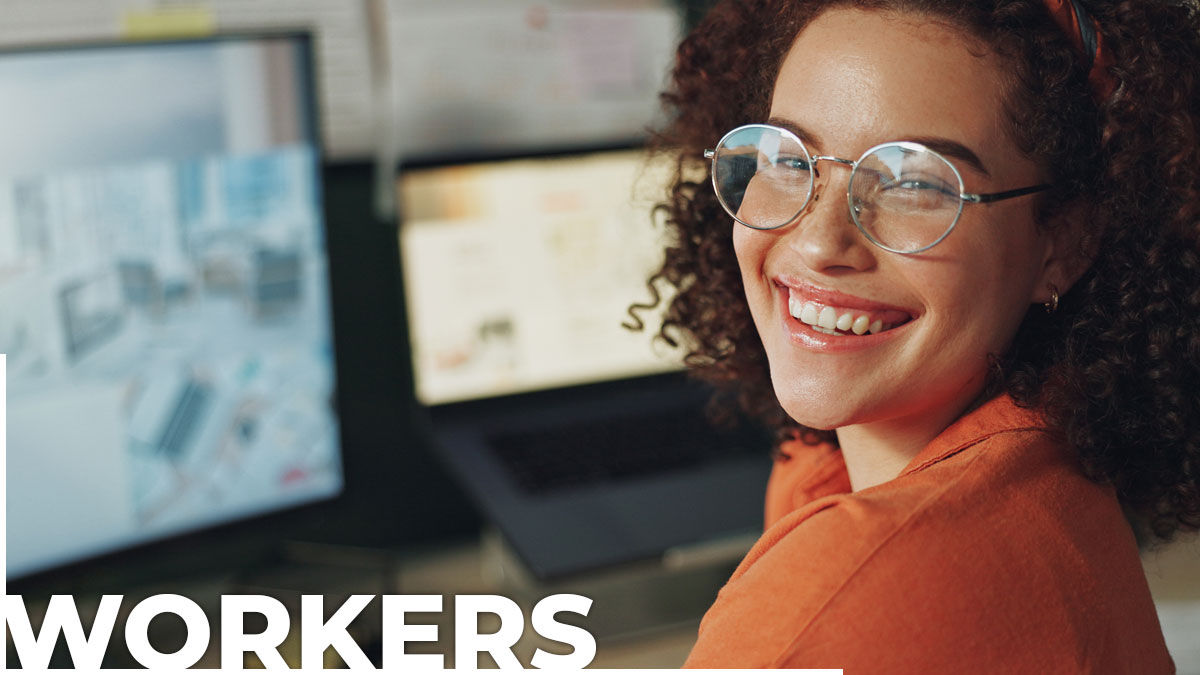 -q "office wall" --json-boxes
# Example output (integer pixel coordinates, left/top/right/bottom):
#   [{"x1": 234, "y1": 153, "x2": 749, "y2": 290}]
[{"x1": 0, "y1": 0, "x2": 691, "y2": 161}]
